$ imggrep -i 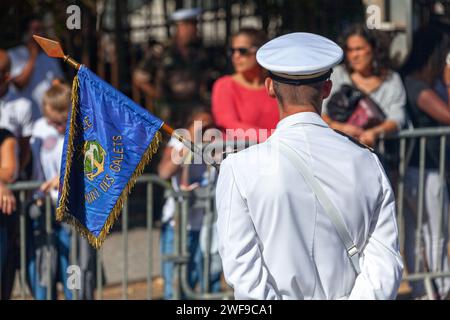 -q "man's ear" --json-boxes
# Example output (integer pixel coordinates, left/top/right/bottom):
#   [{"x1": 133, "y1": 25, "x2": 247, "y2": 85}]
[
  {"x1": 322, "y1": 79, "x2": 332, "y2": 99},
  {"x1": 265, "y1": 77, "x2": 276, "y2": 98}
]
